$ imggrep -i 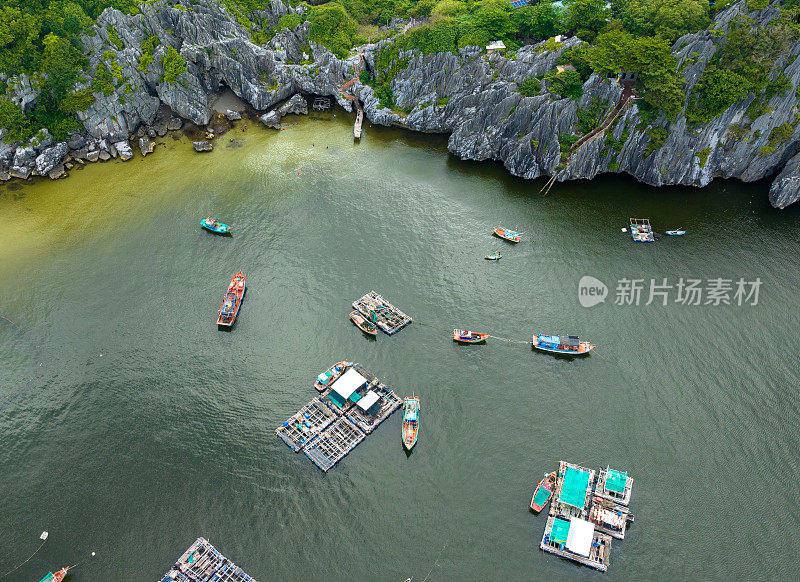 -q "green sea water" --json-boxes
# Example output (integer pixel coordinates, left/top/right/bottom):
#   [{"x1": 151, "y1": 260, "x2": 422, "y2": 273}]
[{"x1": 1, "y1": 111, "x2": 799, "y2": 581}]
